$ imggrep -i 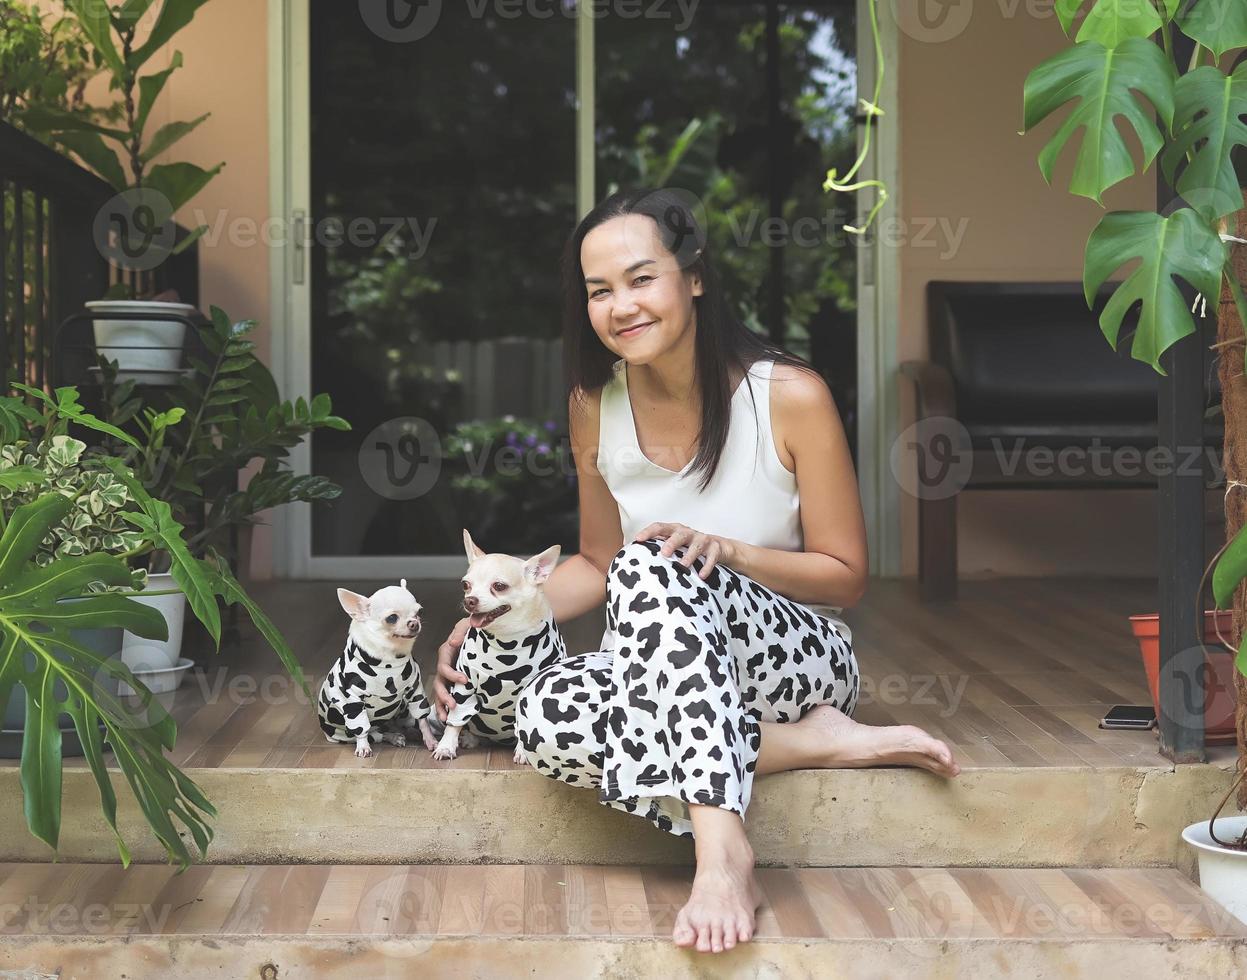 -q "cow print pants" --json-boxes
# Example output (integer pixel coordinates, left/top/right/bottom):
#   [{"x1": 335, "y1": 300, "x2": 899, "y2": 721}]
[{"x1": 515, "y1": 539, "x2": 860, "y2": 839}]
